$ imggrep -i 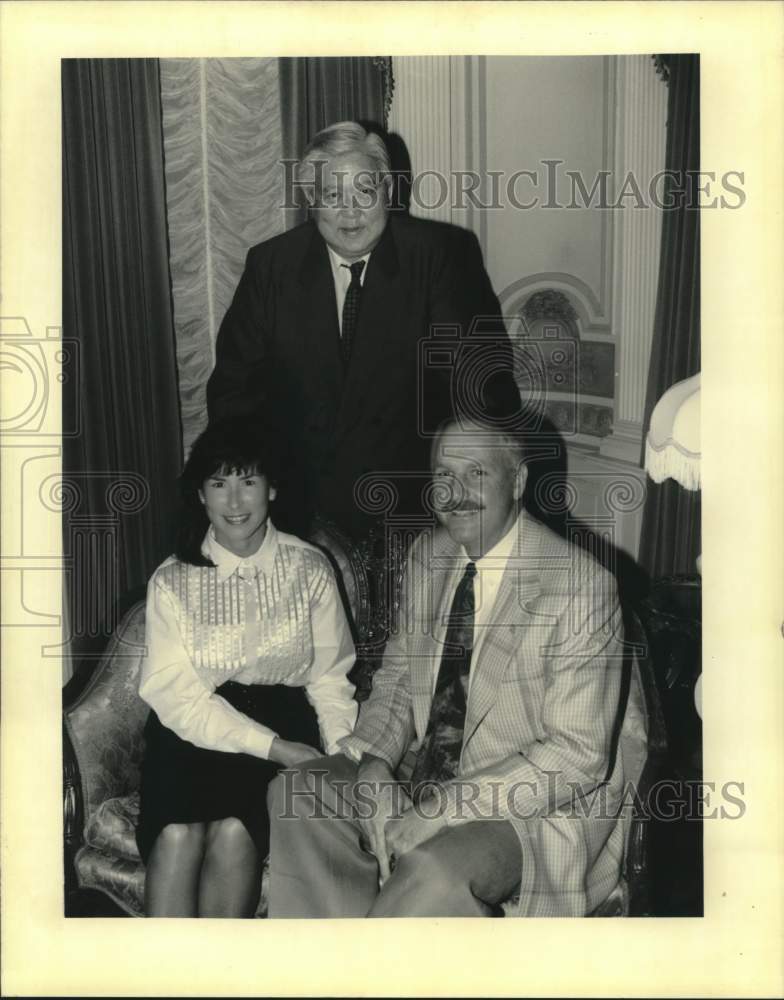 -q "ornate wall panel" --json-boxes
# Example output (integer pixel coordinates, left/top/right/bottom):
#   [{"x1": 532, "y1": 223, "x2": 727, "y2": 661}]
[{"x1": 601, "y1": 55, "x2": 668, "y2": 464}]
